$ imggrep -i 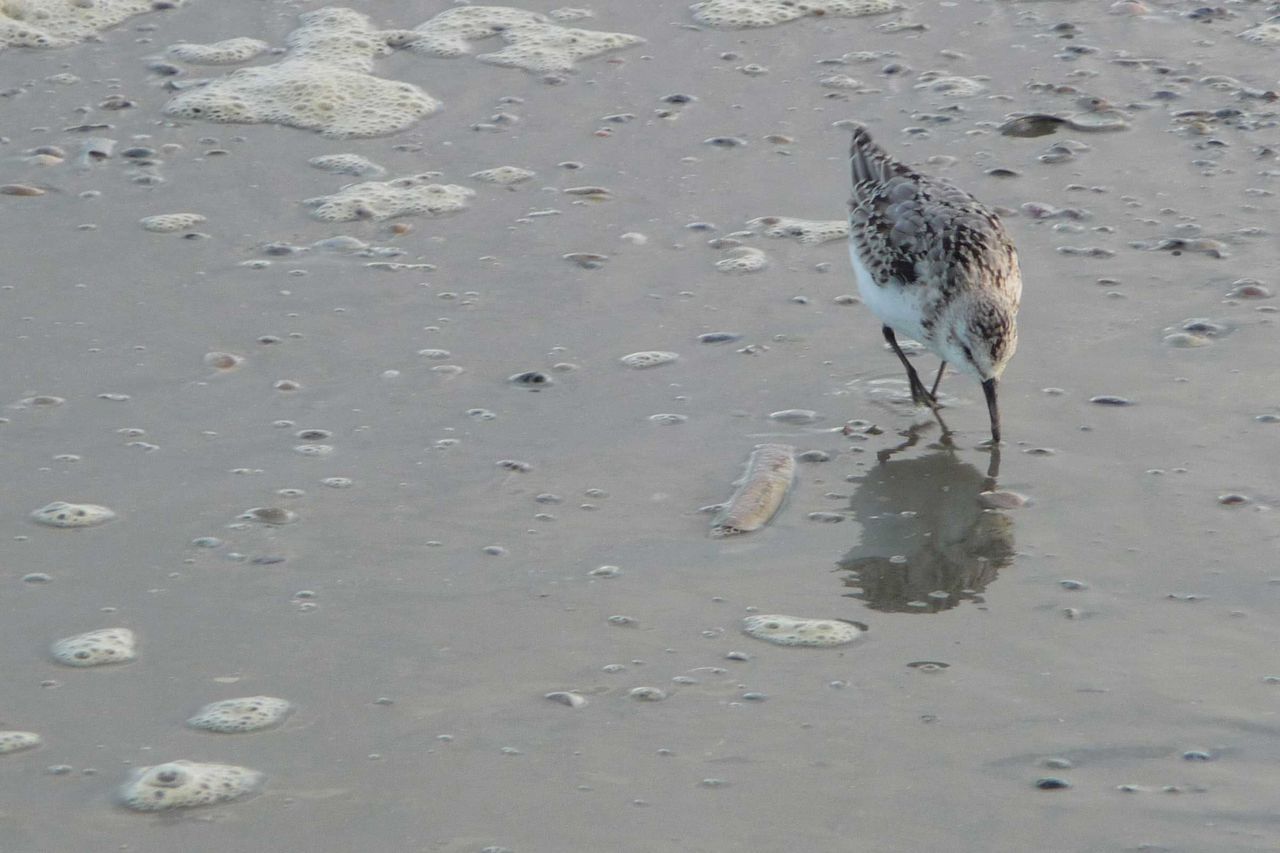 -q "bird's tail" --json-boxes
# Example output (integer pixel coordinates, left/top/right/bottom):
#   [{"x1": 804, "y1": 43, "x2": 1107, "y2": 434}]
[{"x1": 848, "y1": 123, "x2": 905, "y2": 188}]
